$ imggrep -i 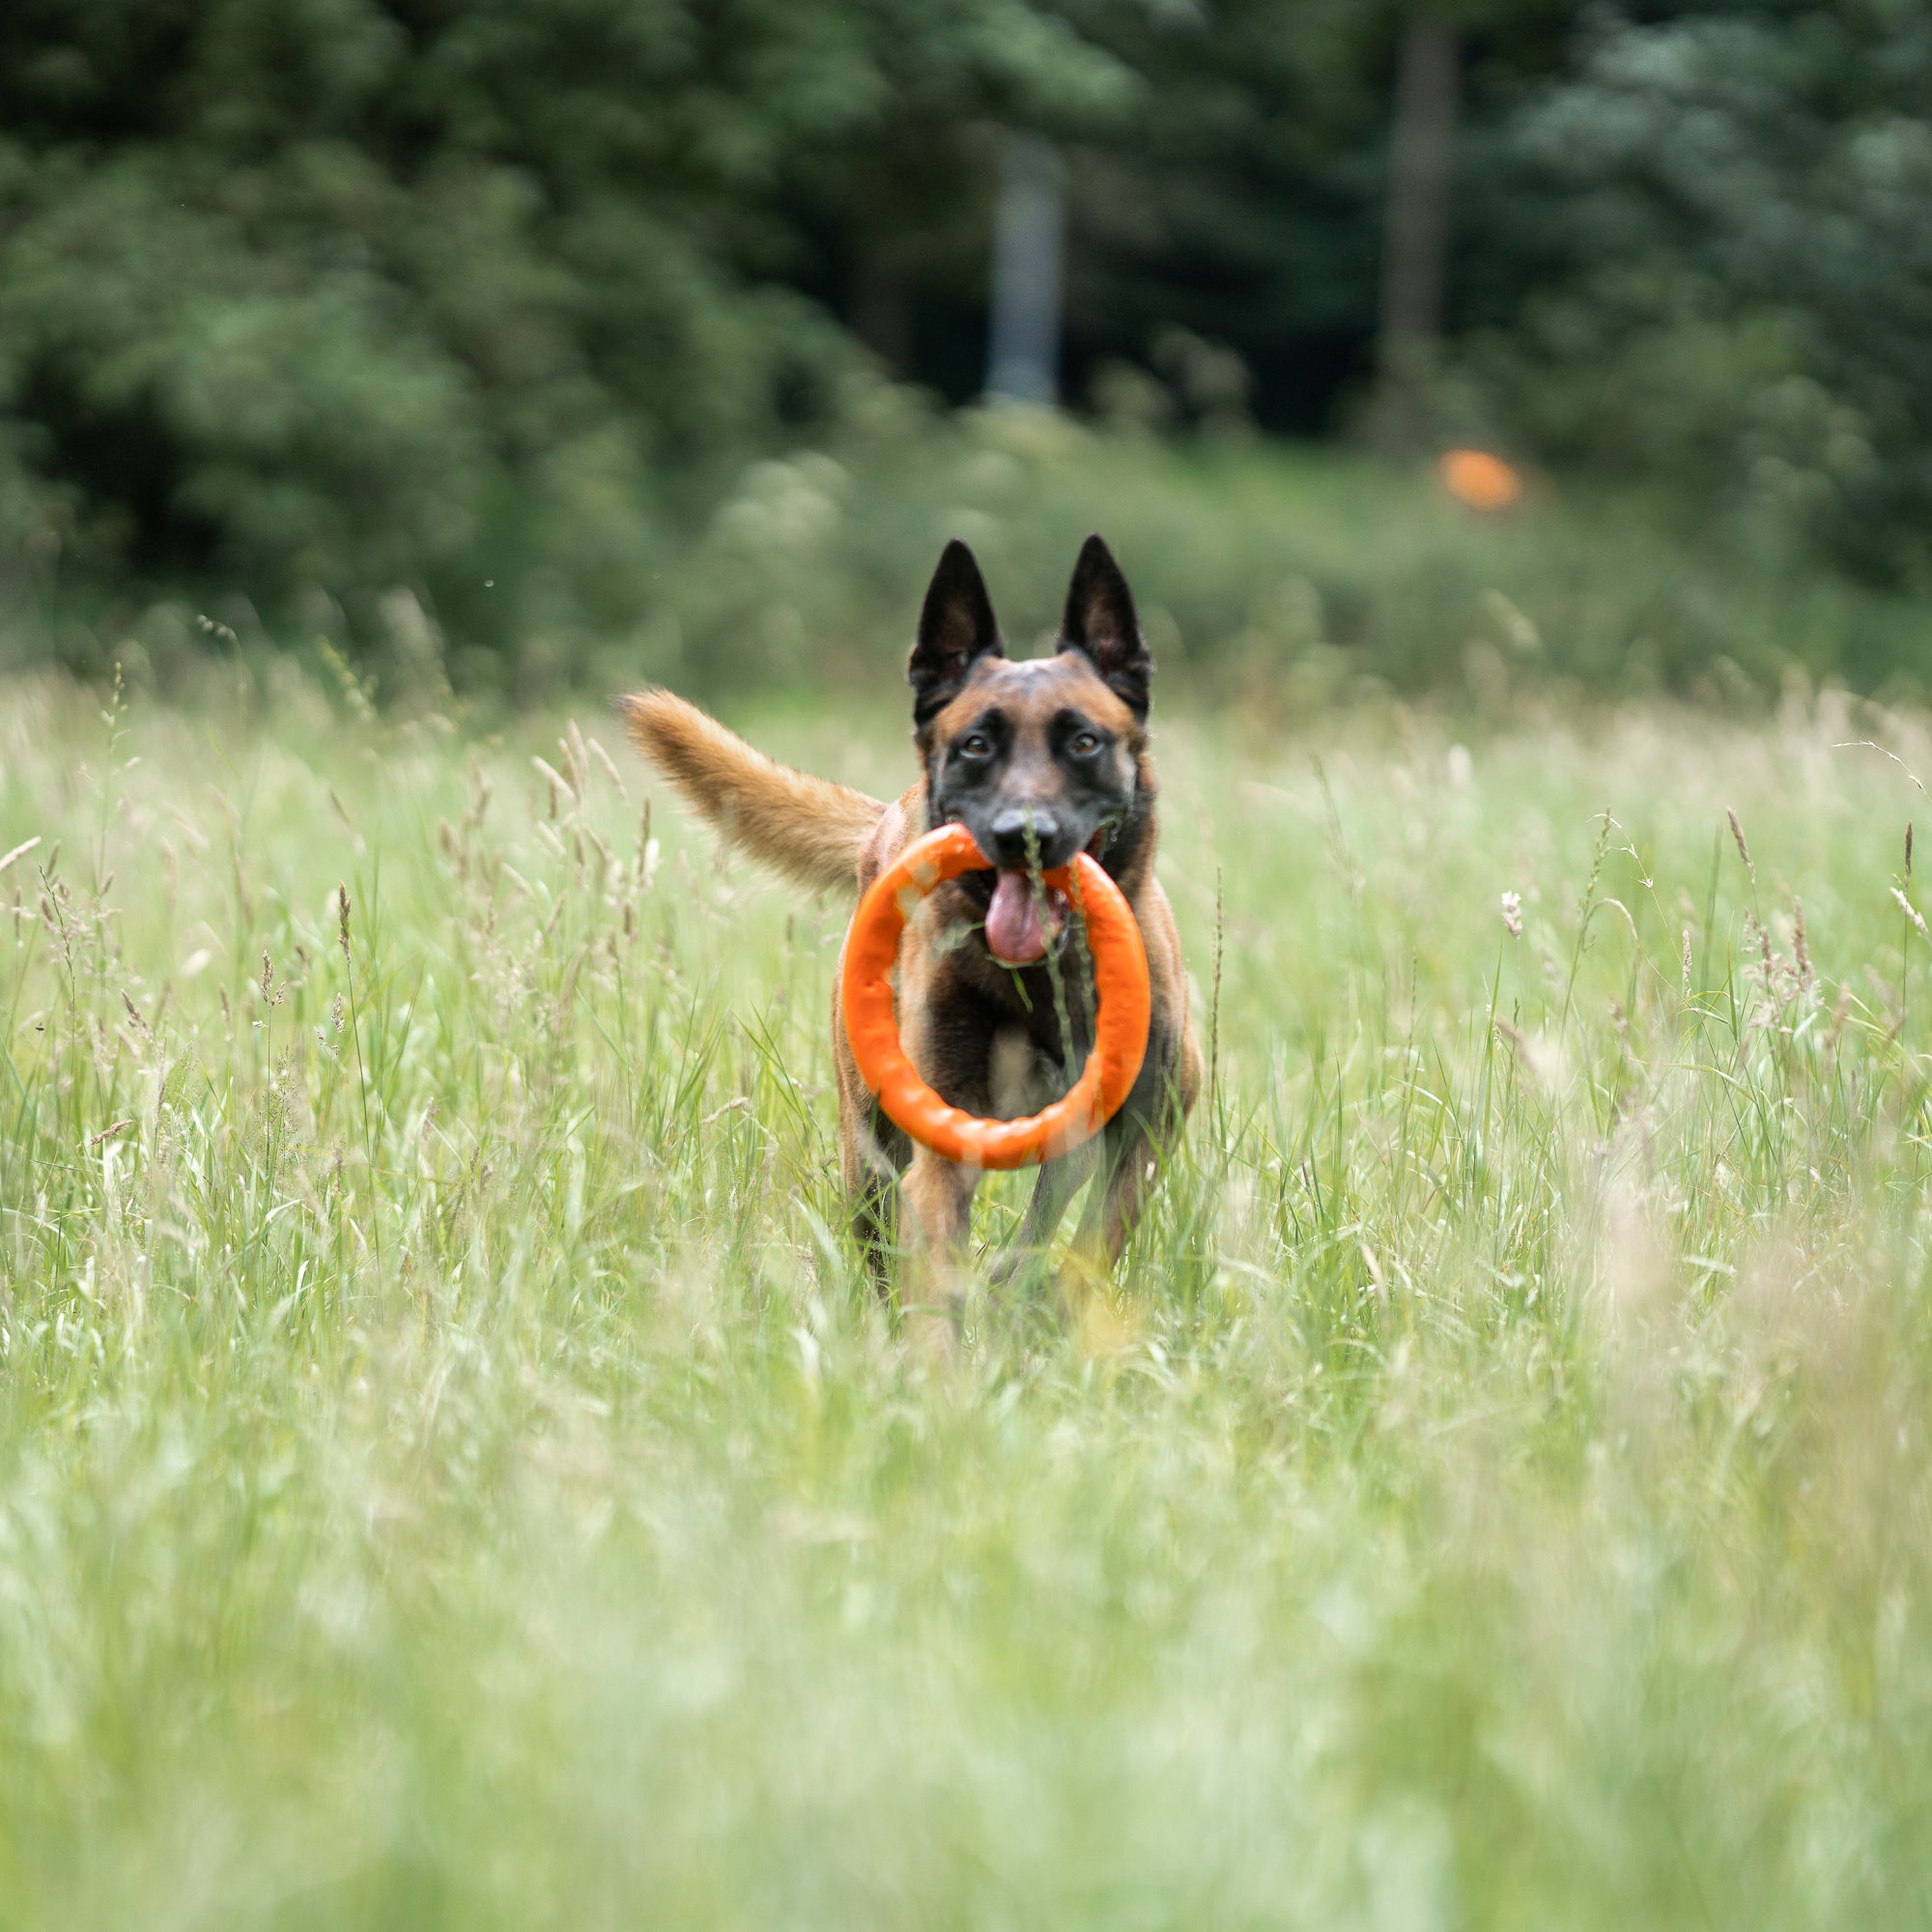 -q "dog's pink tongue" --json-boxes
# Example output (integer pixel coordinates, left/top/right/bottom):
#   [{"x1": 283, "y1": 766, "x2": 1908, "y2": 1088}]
[{"x1": 985, "y1": 871, "x2": 1047, "y2": 964}]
